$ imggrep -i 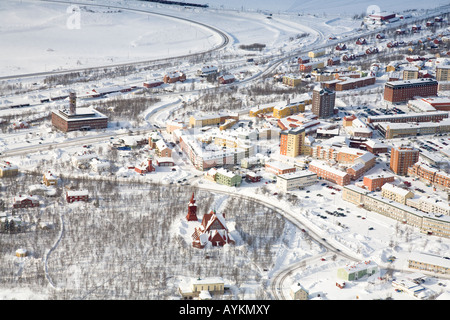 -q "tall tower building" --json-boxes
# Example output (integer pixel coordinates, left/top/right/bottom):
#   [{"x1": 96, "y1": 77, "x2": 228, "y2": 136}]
[
  {"x1": 390, "y1": 146, "x2": 419, "y2": 176},
  {"x1": 186, "y1": 193, "x2": 198, "y2": 221},
  {"x1": 280, "y1": 126, "x2": 306, "y2": 158},
  {"x1": 69, "y1": 91, "x2": 77, "y2": 115},
  {"x1": 312, "y1": 87, "x2": 335, "y2": 118}
]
